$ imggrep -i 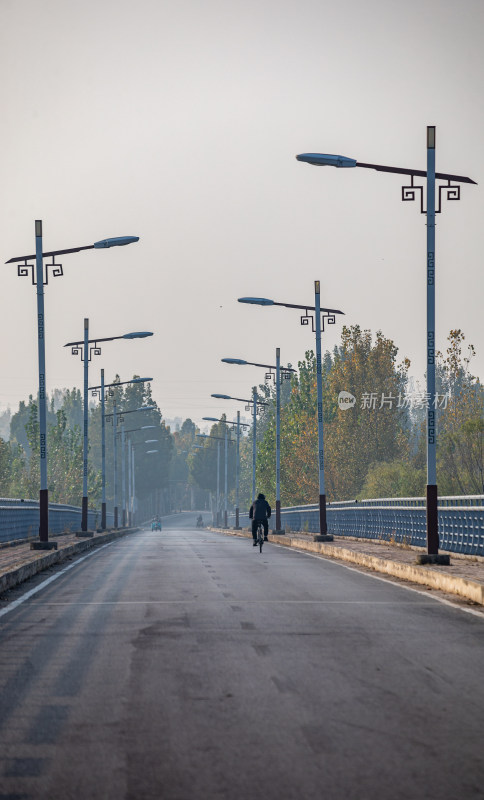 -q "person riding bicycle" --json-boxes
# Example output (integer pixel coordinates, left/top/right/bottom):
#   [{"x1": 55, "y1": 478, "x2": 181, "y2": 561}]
[{"x1": 249, "y1": 493, "x2": 271, "y2": 546}]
